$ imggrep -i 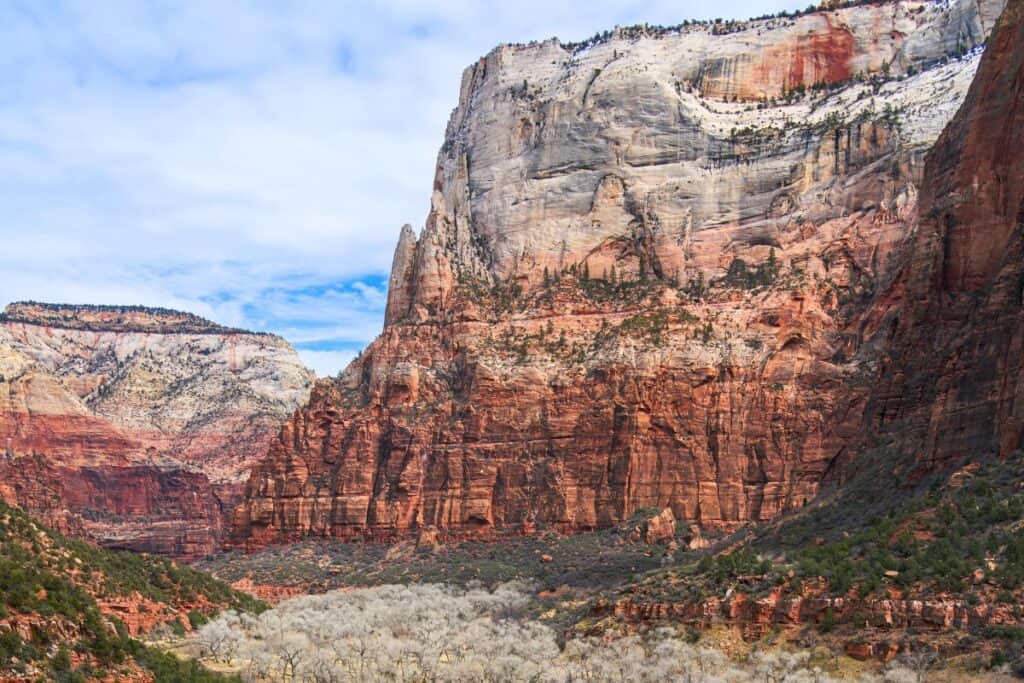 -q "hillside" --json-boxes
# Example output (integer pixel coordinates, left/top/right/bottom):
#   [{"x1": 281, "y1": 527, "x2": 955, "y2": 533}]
[{"x1": 0, "y1": 500, "x2": 261, "y2": 682}]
